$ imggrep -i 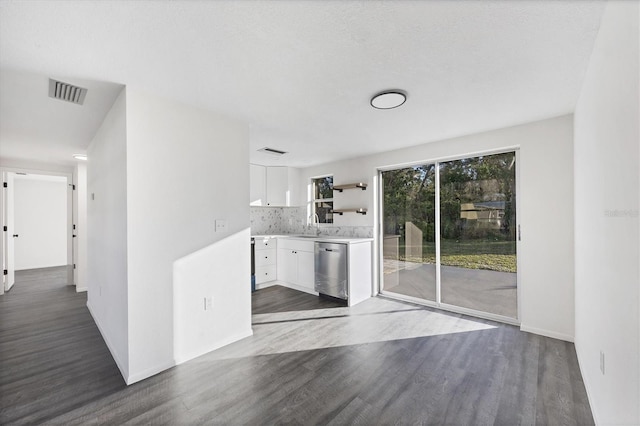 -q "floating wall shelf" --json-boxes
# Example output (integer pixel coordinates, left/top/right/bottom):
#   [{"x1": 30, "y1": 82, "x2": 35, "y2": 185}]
[
  {"x1": 333, "y1": 182, "x2": 367, "y2": 192},
  {"x1": 331, "y1": 208, "x2": 367, "y2": 215}
]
